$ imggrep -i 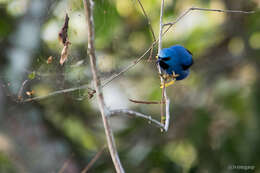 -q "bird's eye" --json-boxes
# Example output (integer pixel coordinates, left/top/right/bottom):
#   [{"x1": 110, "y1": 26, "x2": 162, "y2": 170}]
[{"x1": 162, "y1": 57, "x2": 171, "y2": 61}]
